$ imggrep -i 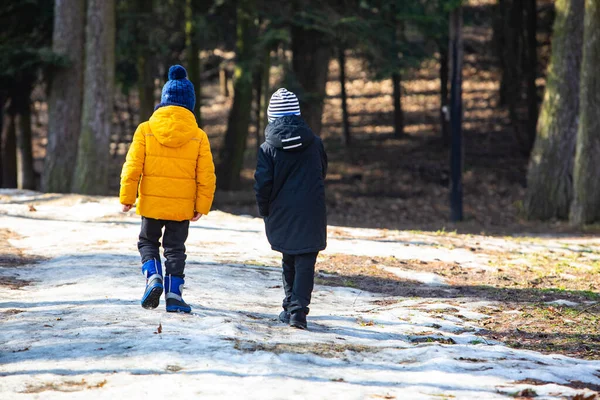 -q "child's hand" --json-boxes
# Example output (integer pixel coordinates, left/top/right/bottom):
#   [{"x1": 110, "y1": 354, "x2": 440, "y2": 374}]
[
  {"x1": 190, "y1": 212, "x2": 202, "y2": 222},
  {"x1": 121, "y1": 204, "x2": 132, "y2": 212}
]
